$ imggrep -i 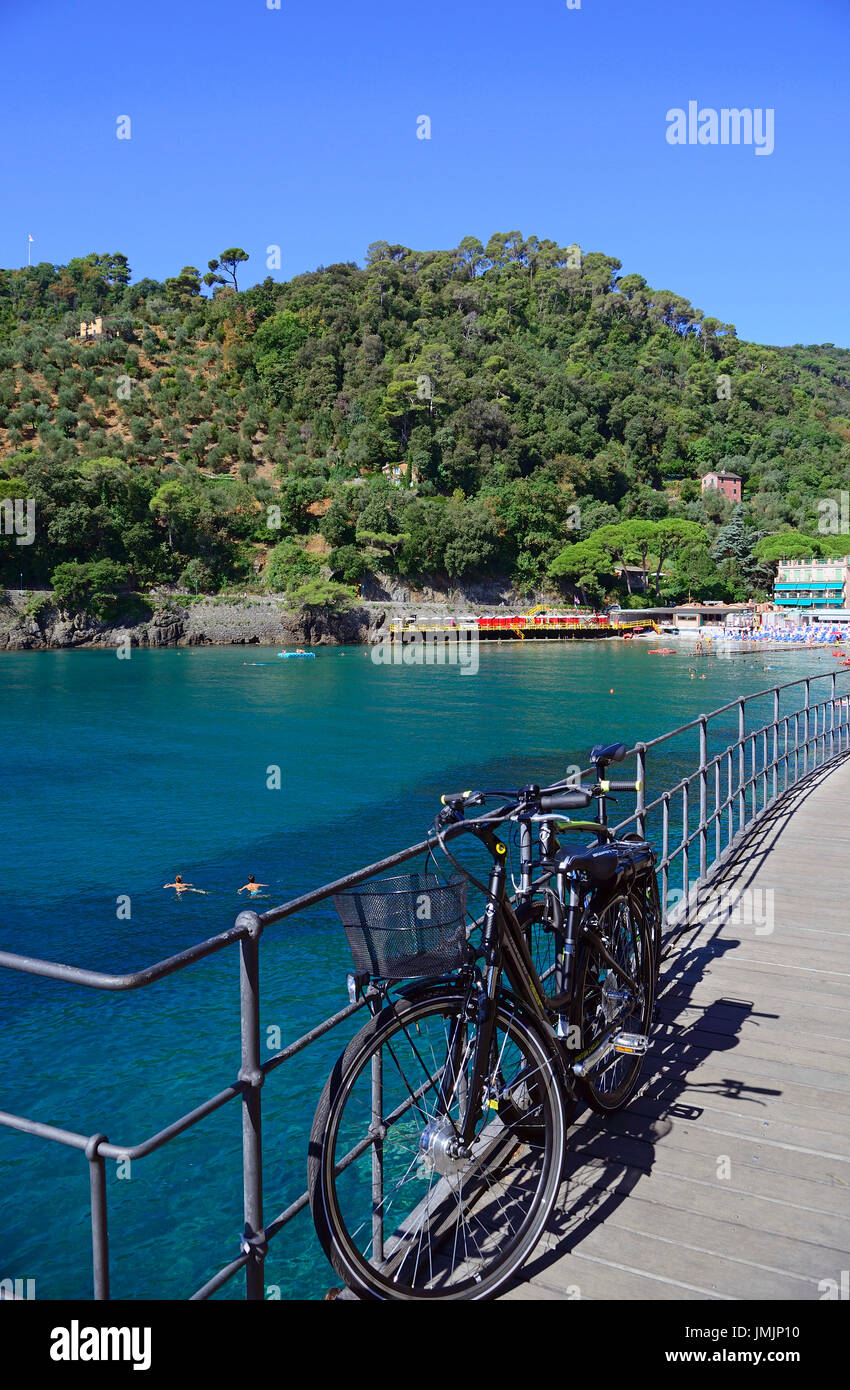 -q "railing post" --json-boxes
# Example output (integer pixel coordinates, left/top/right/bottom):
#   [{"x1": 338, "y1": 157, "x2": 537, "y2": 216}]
[
  {"x1": 86, "y1": 1133, "x2": 110, "y2": 1300},
  {"x1": 772, "y1": 688, "x2": 779, "y2": 802},
  {"x1": 714, "y1": 758, "x2": 721, "y2": 862},
  {"x1": 830, "y1": 673, "x2": 836, "y2": 761},
  {"x1": 698, "y1": 716, "x2": 708, "y2": 881},
  {"x1": 738, "y1": 699, "x2": 746, "y2": 831},
  {"x1": 237, "y1": 911, "x2": 265, "y2": 1300},
  {"x1": 635, "y1": 743, "x2": 647, "y2": 838},
  {"x1": 761, "y1": 728, "x2": 768, "y2": 809},
  {"x1": 681, "y1": 781, "x2": 689, "y2": 919},
  {"x1": 661, "y1": 792, "x2": 669, "y2": 922},
  {"x1": 803, "y1": 679, "x2": 810, "y2": 774}
]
